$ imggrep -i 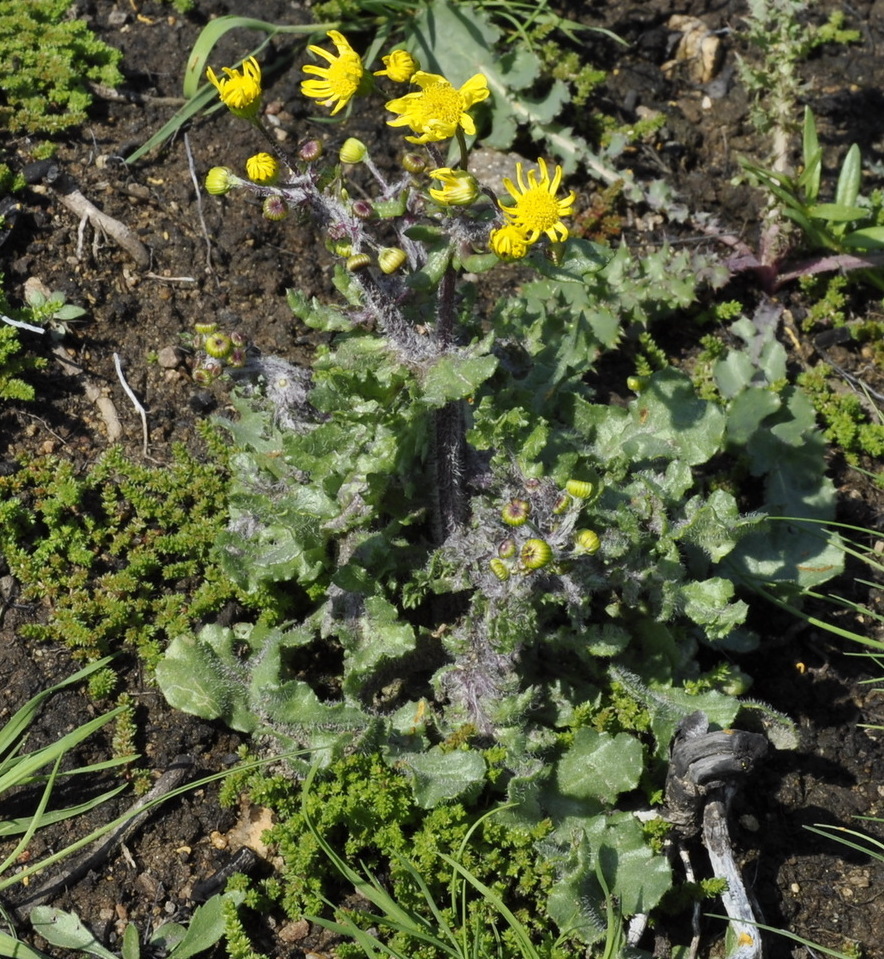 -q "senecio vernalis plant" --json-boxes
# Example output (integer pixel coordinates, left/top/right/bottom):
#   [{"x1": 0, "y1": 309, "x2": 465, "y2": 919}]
[{"x1": 158, "y1": 32, "x2": 838, "y2": 955}]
